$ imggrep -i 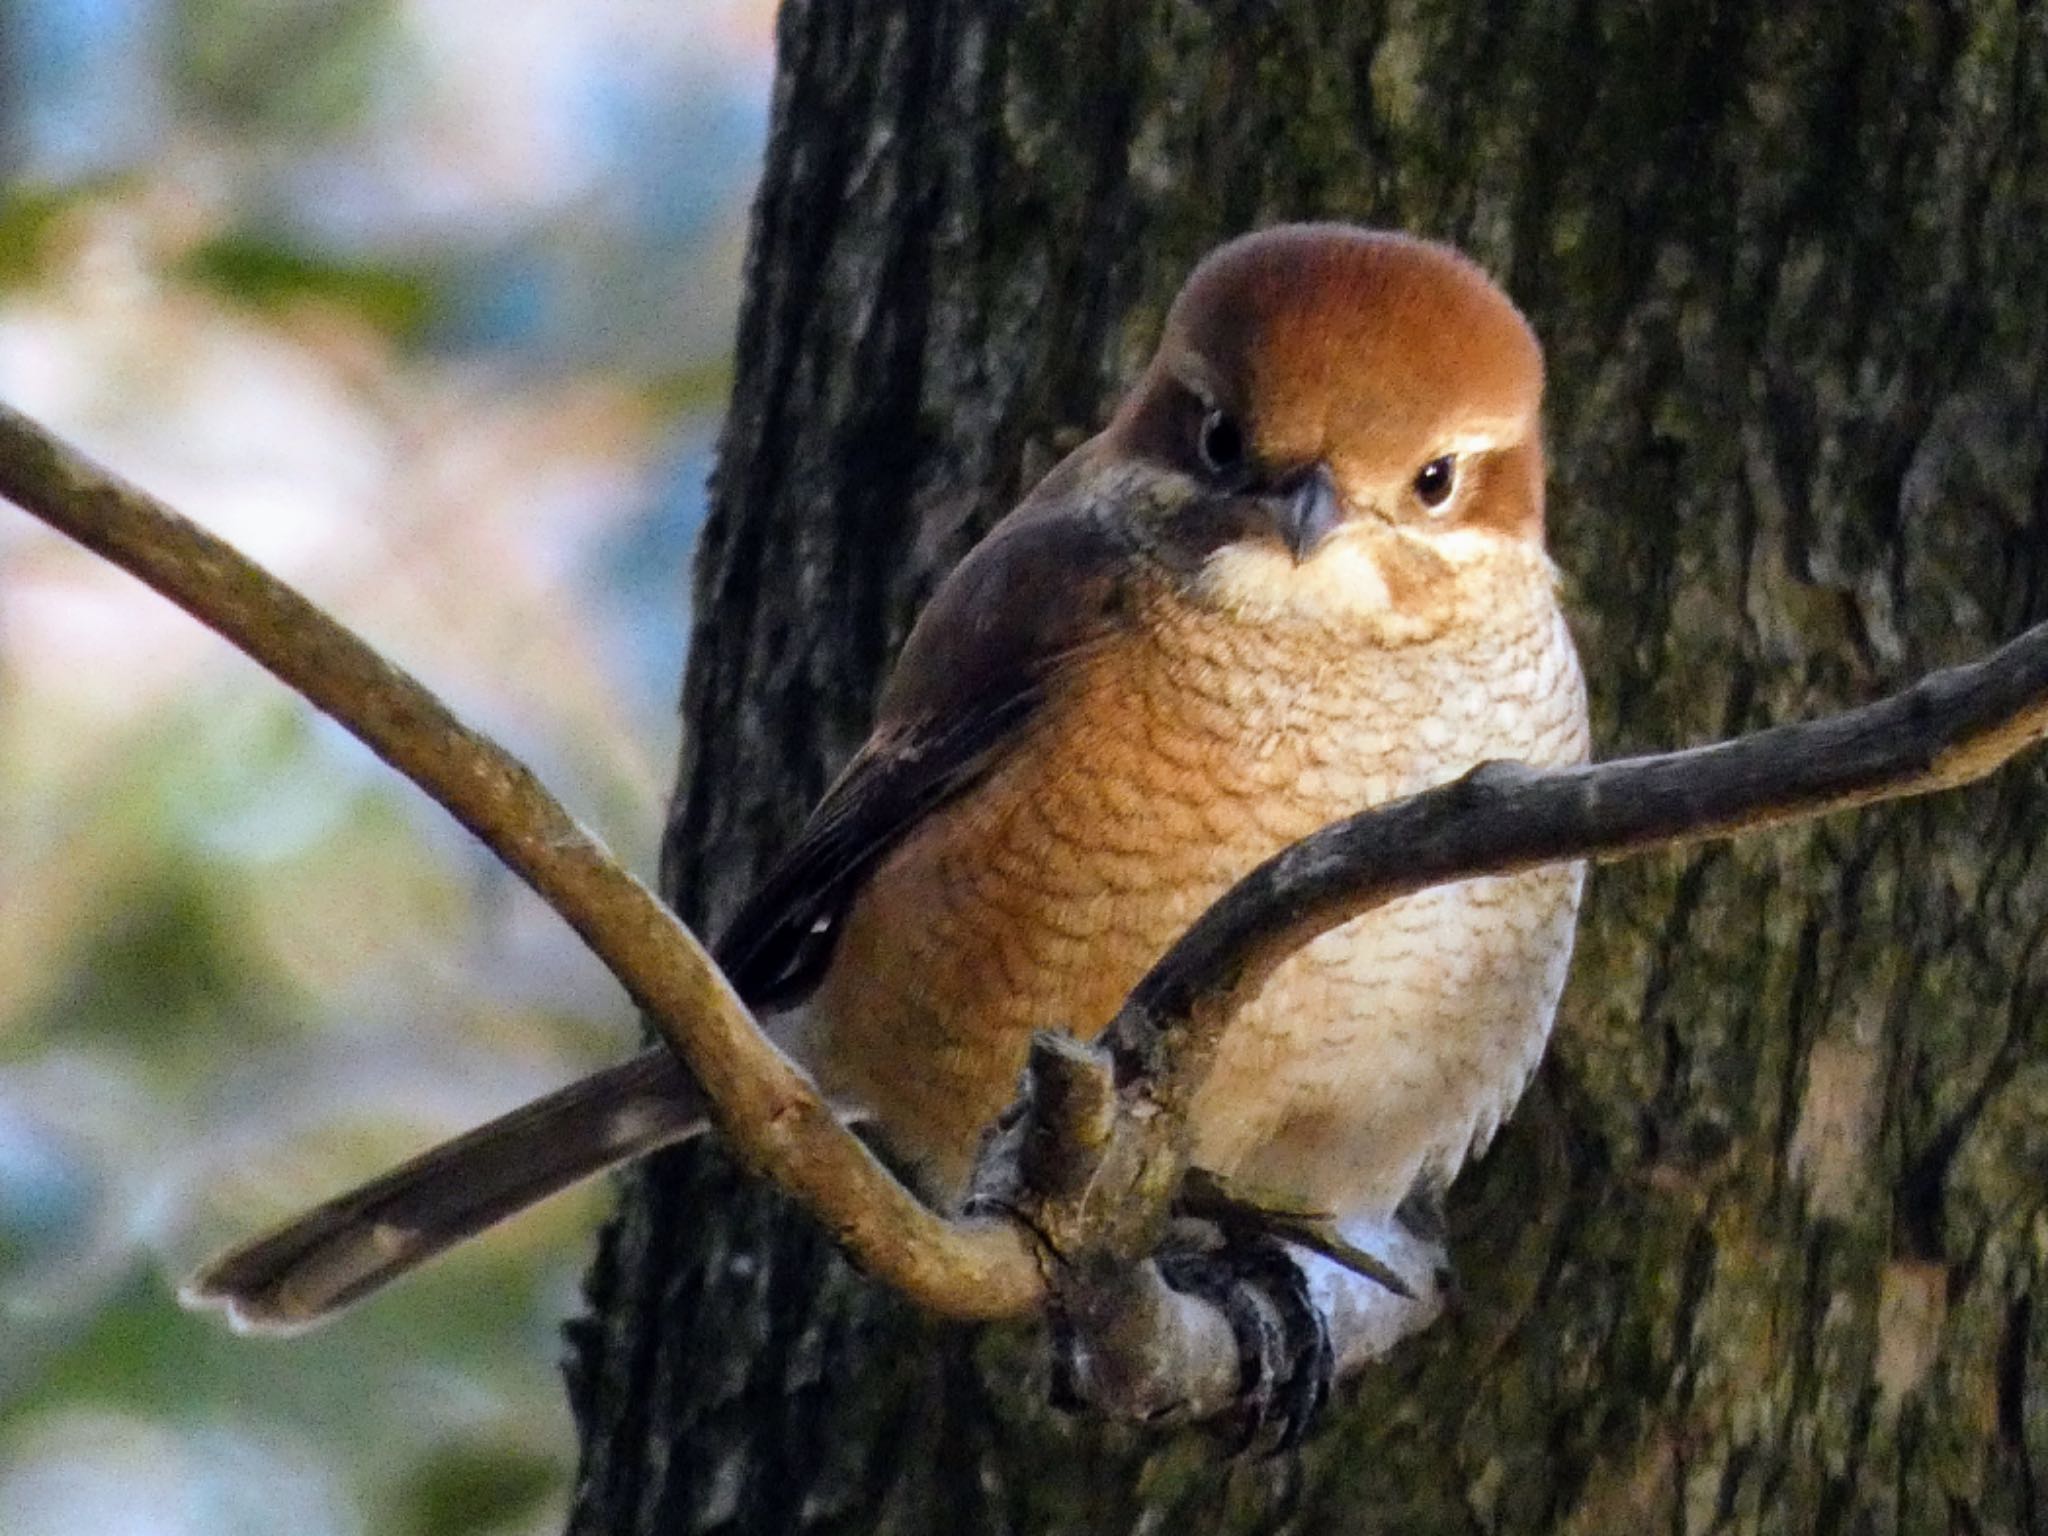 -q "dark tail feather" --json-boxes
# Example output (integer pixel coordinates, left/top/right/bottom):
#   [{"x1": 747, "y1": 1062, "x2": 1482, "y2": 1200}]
[{"x1": 180, "y1": 1048, "x2": 708, "y2": 1334}]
